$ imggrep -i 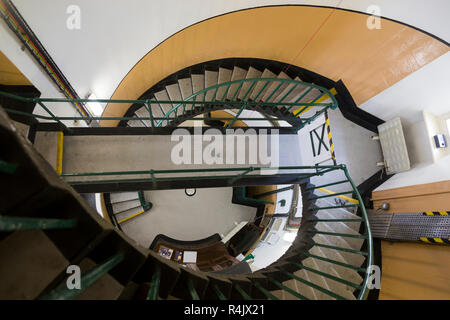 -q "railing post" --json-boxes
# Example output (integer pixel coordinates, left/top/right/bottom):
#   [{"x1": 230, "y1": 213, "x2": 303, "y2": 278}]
[
  {"x1": 0, "y1": 160, "x2": 18, "y2": 174},
  {"x1": 145, "y1": 100, "x2": 155, "y2": 132},
  {"x1": 227, "y1": 101, "x2": 248, "y2": 128},
  {"x1": 38, "y1": 253, "x2": 124, "y2": 300}
]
